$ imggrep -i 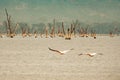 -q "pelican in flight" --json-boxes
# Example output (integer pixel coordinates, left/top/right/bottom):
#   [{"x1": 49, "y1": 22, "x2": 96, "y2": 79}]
[
  {"x1": 78, "y1": 52, "x2": 103, "y2": 57},
  {"x1": 48, "y1": 47, "x2": 74, "y2": 55}
]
